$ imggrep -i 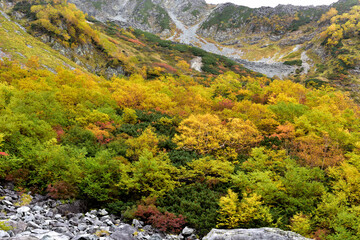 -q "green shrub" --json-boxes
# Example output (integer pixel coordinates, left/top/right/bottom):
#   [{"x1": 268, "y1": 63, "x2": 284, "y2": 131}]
[
  {"x1": 284, "y1": 60, "x2": 302, "y2": 66},
  {"x1": 304, "y1": 78, "x2": 327, "y2": 88},
  {"x1": 61, "y1": 126, "x2": 100, "y2": 157},
  {"x1": 157, "y1": 183, "x2": 221, "y2": 236},
  {"x1": 0, "y1": 221, "x2": 12, "y2": 231}
]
